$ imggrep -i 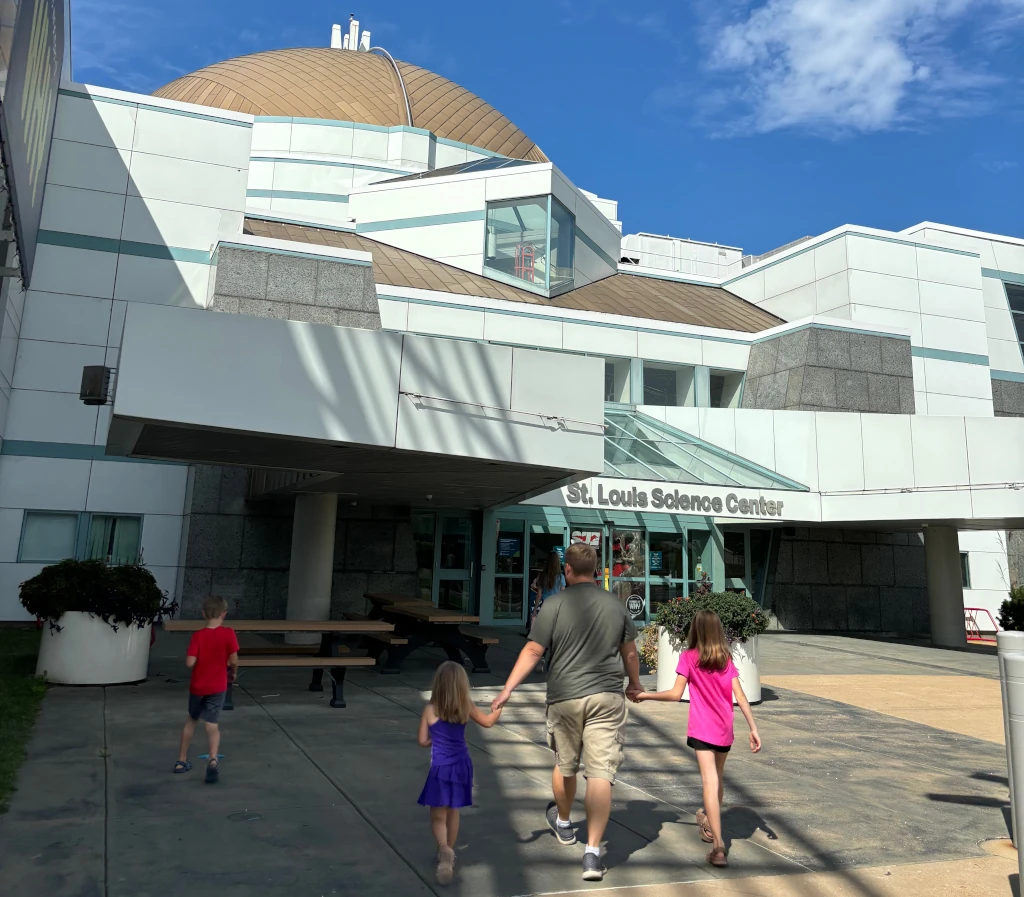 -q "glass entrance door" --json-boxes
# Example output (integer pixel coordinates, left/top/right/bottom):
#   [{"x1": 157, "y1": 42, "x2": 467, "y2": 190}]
[
  {"x1": 527, "y1": 527, "x2": 566, "y2": 623},
  {"x1": 436, "y1": 515, "x2": 474, "y2": 612}
]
